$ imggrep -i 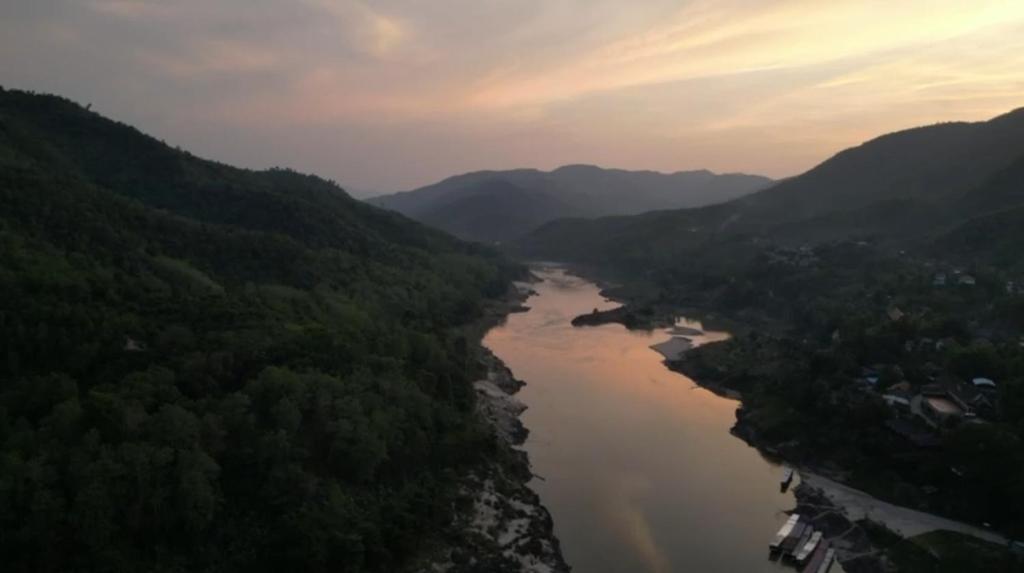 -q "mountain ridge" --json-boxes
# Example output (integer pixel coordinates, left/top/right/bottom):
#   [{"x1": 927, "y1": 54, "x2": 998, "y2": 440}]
[
  {"x1": 514, "y1": 105, "x2": 1024, "y2": 263},
  {"x1": 370, "y1": 163, "x2": 773, "y2": 243}
]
